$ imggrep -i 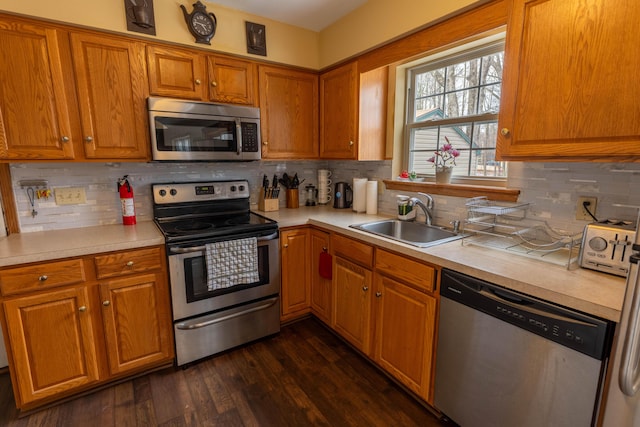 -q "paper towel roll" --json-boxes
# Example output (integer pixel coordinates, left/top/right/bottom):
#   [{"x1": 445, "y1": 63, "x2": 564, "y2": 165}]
[
  {"x1": 366, "y1": 181, "x2": 378, "y2": 214},
  {"x1": 352, "y1": 178, "x2": 368, "y2": 213}
]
